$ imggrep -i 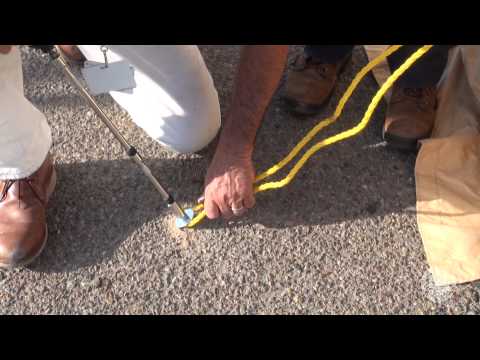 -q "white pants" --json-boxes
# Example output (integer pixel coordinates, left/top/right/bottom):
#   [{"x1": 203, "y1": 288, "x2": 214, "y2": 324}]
[{"x1": 0, "y1": 45, "x2": 221, "y2": 180}]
